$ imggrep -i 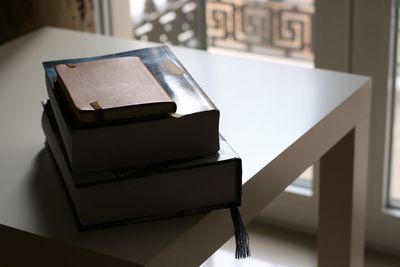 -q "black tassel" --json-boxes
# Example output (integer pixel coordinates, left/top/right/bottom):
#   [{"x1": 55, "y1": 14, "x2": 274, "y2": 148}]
[{"x1": 230, "y1": 205, "x2": 250, "y2": 259}]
